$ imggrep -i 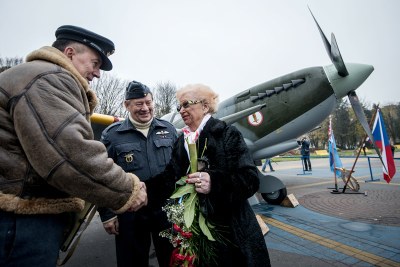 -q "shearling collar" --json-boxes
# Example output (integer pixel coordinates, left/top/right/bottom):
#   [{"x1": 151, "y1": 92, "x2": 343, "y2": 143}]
[{"x1": 26, "y1": 46, "x2": 98, "y2": 113}]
